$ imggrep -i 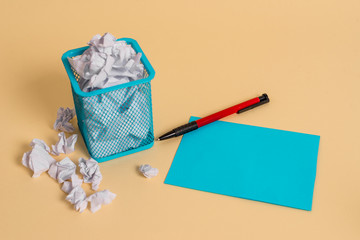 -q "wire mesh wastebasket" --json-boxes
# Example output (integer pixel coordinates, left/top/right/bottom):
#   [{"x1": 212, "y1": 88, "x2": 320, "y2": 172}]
[{"x1": 61, "y1": 38, "x2": 155, "y2": 162}]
